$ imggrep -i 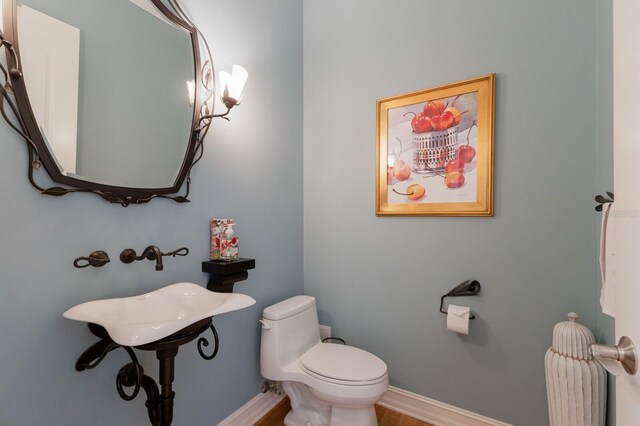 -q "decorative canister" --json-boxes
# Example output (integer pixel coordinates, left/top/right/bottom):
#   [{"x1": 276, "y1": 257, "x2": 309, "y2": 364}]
[
  {"x1": 545, "y1": 313, "x2": 606, "y2": 426},
  {"x1": 210, "y1": 218, "x2": 234, "y2": 260}
]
